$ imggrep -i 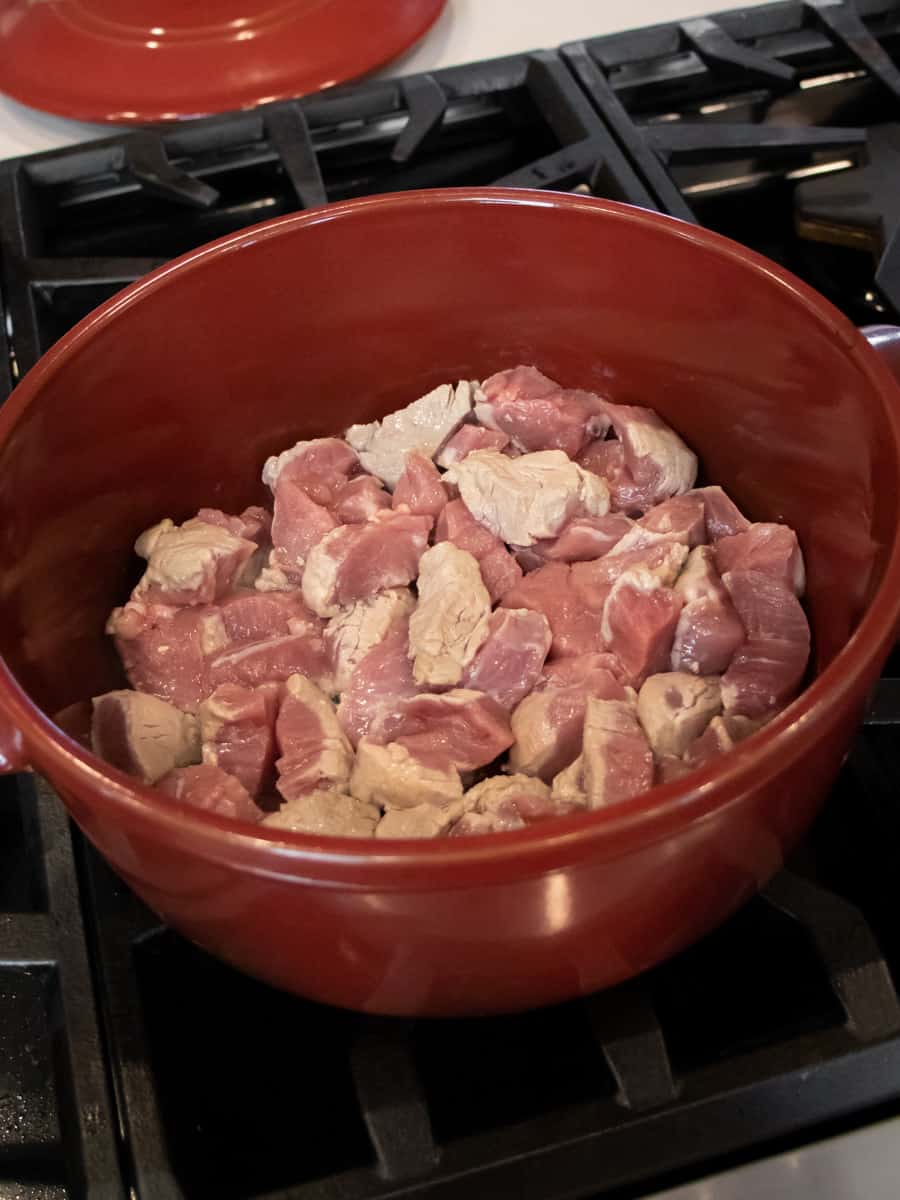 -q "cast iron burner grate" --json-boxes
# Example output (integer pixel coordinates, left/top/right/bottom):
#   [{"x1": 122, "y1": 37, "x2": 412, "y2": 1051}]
[{"x1": 2, "y1": 3, "x2": 900, "y2": 1197}]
